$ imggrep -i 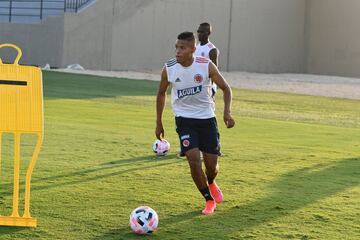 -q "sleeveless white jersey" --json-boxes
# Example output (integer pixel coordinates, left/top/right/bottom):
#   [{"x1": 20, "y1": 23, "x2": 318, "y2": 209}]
[
  {"x1": 195, "y1": 41, "x2": 218, "y2": 93},
  {"x1": 165, "y1": 57, "x2": 215, "y2": 119},
  {"x1": 195, "y1": 41, "x2": 217, "y2": 59}
]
